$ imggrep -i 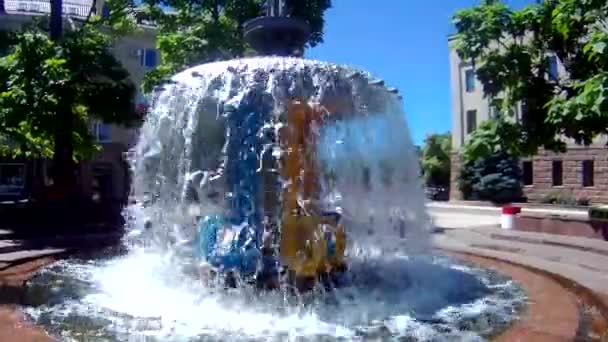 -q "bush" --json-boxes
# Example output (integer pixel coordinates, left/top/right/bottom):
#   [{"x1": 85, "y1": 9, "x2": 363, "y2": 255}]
[
  {"x1": 540, "y1": 192, "x2": 590, "y2": 206},
  {"x1": 577, "y1": 197, "x2": 591, "y2": 206},
  {"x1": 458, "y1": 151, "x2": 523, "y2": 204}
]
